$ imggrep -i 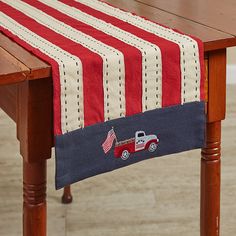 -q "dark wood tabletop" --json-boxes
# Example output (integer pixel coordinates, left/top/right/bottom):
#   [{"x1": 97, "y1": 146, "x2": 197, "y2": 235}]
[
  {"x1": 136, "y1": 0, "x2": 236, "y2": 36},
  {"x1": 0, "y1": 34, "x2": 51, "y2": 86},
  {"x1": 105, "y1": 0, "x2": 236, "y2": 50}
]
